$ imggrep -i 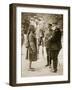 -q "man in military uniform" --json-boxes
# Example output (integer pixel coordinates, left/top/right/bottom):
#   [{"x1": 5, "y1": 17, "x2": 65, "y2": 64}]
[
  {"x1": 48, "y1": 23, "x2": 62, "y2": 72},
  {"x1": 45, "y1": 24, "x2": 53, "y2": 67},
  {"x1": 45, "y1": 23, "x2": 62, "y2": 72}
]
